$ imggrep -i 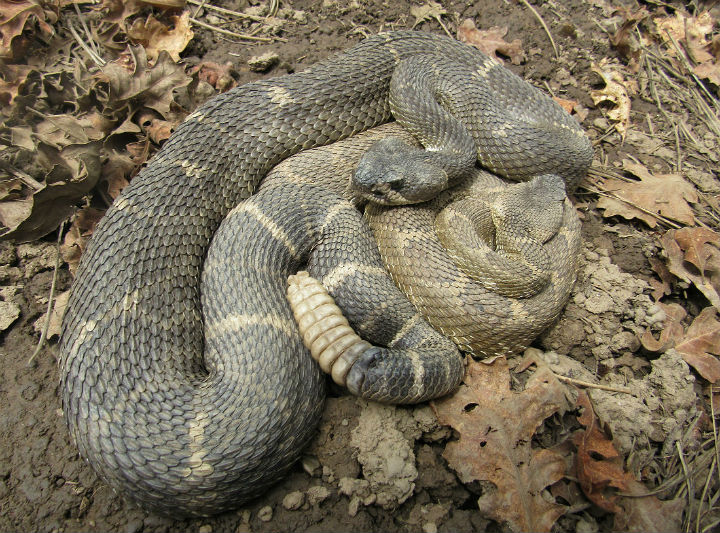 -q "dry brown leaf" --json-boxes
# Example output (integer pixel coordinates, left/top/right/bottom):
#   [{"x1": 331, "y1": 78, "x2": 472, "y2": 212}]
[
  {"x1": 189, "y1": 61, "x2": 236, "y2": 92},
  {"x1": 97, "y1": 45, "x2": 193, "y2": 119},
  {"x1": 101, "y1": 151, "x2": 135, "y2": 199},
  {"x1": 457, "y1": 19, "x2": 525, "y2": 65},
  {"x1": 654, "y1": 11, "x2": 714, "y2": 61},
  {"x1": 654, "y1": 11, "x2": 720, "y2": 86},
  {"x1": 553, "y1": 97, "x2": 589, "y2": 122},
  {"x1": 573, "y1": 391, "x2": 685, "y2": 527},
  {"x1": 676, "y1": 307, "x2": 720, "y2": 382},
  {"x1": 640, "y1": 302, "x2": 686, "y2": 353},
  {"x1": 641, "y1": 303, "x2": 720, "y2": 382},
  {"x1": 614, "y1": 480, "x2": 685, "y2": 533},
  {"x1": 411, "y1": 1, "x2": 447, "y2": 28},
  {"x1": 61, "y1": 207, "x2": 105, "y2": 275},
  {"x1": 0, "y1": 0, "x2": 53, "y2": 59},
  {"x1": 594, "y1": 160, "x2": 698, "y2": 228},
  {"x1": 610, "y1": 6, "x2": 648, "y2": 69},
  {"x1": 100, "y1": 0, "x2": 146, "y2": 29},
  {"x1": 31, "y1": 111, "x2": 111, "y2": 150},
  {"x1": 590, "y1": 62, "x2": 633, "y2": 139},
  {"x1": 33, "y1": 289, "x2": 69, "y2": 338},
  {"x1": 573, "y1": 390, "x2": 629, "y2": 513},
  {"x1": 0, "y1": 62, "x2": 34, "y2": 106},
  {"x1": 648, "y1": 256, "x2": 673, "y2": 300},
  {"x1": 661, "y1": 227, "x2": 720, "y2": 309},
  {"x1": 432, "y1": 357, "x2": 568, "y2": 532},
  {"x1": 0, "y1": 141, "x2": 102, "y2": 241},
  {"x1": 127, "y1": 11, "x2": 193, "y2": 62}
]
